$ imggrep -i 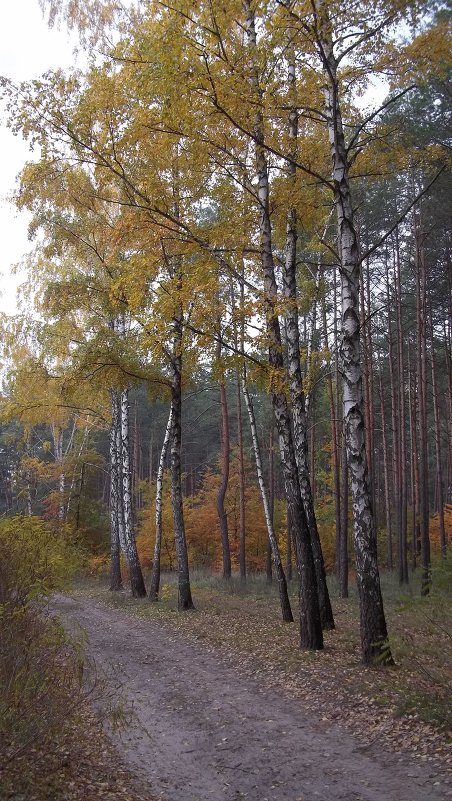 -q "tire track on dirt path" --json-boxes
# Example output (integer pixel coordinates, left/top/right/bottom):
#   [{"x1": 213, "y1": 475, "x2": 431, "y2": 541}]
[{"x1": 55, "y1": 594, "x2": 448, "y2": 801}]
